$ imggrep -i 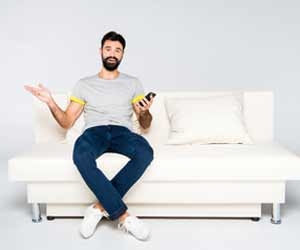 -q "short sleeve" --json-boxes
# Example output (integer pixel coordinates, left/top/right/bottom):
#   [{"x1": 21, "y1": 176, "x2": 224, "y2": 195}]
[
  {"x1": 131, "y1": 78, "x2": 145, "y2": 104},
  {"x1": 70, "y1": 80, "x2": 86, "y2": 105}
]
